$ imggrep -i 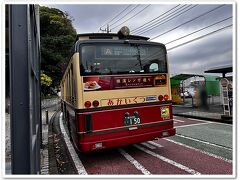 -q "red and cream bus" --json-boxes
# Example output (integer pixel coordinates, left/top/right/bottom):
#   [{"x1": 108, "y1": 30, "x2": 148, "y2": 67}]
[{"x1": 60, "y1": 27, "x2": 175, "y2": 152}]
